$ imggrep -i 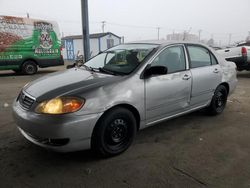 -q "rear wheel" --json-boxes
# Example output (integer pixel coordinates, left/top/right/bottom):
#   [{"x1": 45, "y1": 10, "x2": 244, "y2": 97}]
[
  {"x1": 22, "y1": 61, "x2": 37, "y2": 75},
  {"x1": 91, "y1": 107, "x2": 137, "y2": 157},
  {"x1": 208, "y1": 85, "x2": 228, "y2": 115}
]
